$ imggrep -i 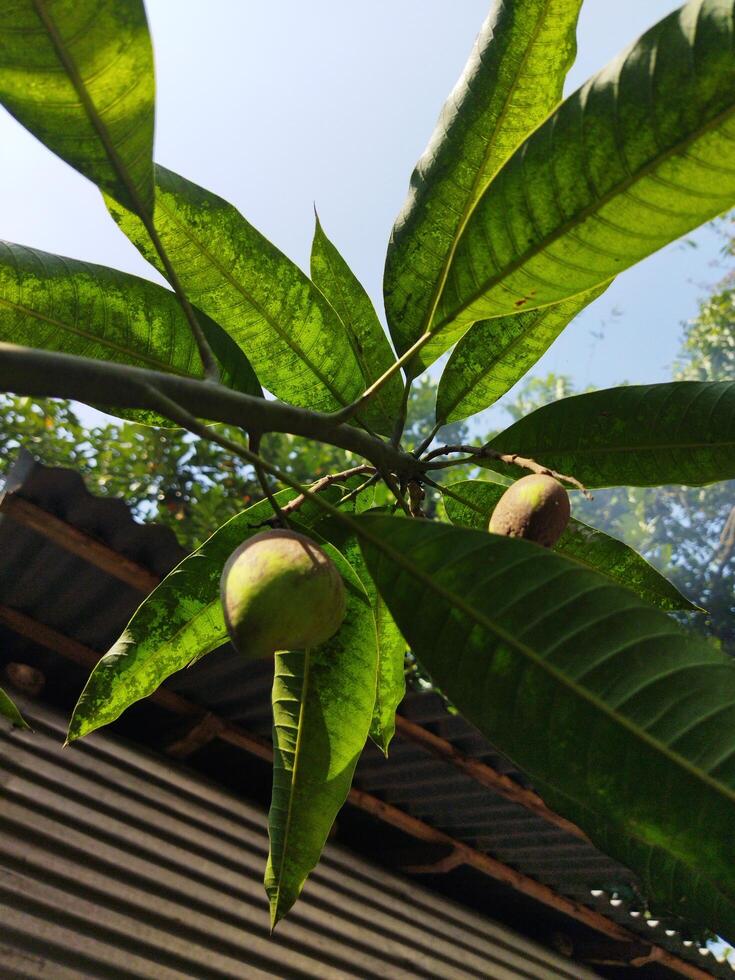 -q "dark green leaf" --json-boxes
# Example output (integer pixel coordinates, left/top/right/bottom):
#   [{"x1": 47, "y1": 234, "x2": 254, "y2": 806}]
[
  {"x1": 67, "y1": 490, "x2": 331, "y2": 743},
  {"x1": 384, "y1": 0, "x2": 583, "y2": 370},
  {"x1": 317, "y1": 515, "x2": 406, "y2": 754},
  {"x1": 442, "y1": 479, "x2": 698, "y2": 611},
  {"x1": 436, "y1": 285, "x2": 607, "y2": 424},
  {"x1": 0, "y1": 241, "x2": 261, "y2": 424},
  {"x1": 485, "y1": 381, "x2": 735, "y2": 488},
  {"x1": 105, "y1": 166, "x2": 372, "y2": 421},
  {"x1": 369, "y1": 591, "x2": 406, "y2": 754},
  {"x1": 436, "y1": 0, "x2": 735, "y2": 337},
  {"x1": 265, "y1": 526, "x2": 377, "y2": 927},
  {"x1": 310, "y1": 215, "x2": 402, "y2": 434},
  {"x1": 0, "y1": 0, "x2": 155, "y2": 215},
  {"x1": 0, "y1": 686, "x2": 30, "y2": 729},
  {"x1": 357, "y1": 514, "x2": 735, "y2": 940}
]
